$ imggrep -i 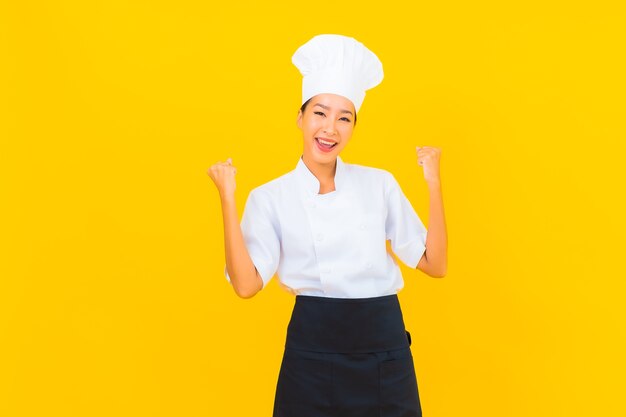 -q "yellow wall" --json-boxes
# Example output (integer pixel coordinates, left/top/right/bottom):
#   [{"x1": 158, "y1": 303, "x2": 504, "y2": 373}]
[{"x1": 1, "y1": 1, "x2": 624, "y2": 416}]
